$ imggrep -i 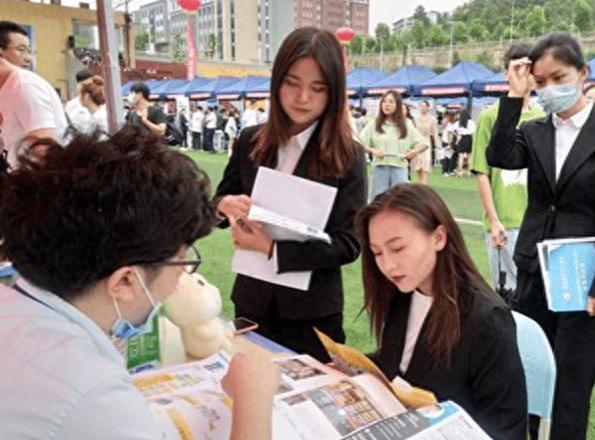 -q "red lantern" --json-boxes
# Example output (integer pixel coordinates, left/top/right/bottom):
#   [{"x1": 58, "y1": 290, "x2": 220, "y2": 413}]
[
  {"x1": 335, "y1": 27, "x2": 355, "y2": 45},
  {"x1": 177, "y1": 0, "x2": 201, "y2": 13}
]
